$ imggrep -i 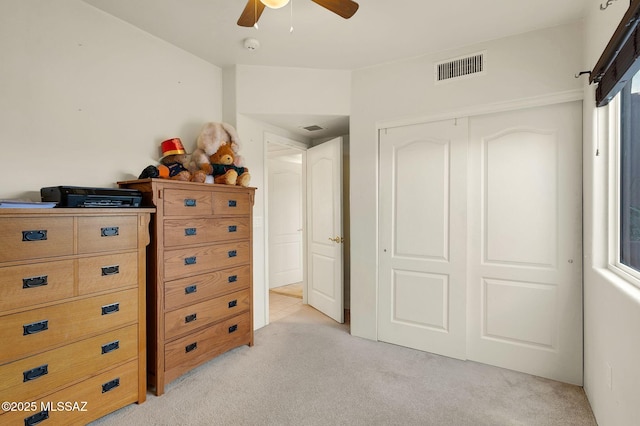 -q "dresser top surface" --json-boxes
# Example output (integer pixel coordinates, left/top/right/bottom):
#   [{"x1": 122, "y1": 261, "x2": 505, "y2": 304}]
[
  {"x1": 0, "y1": 207, "x2": 155, "y2": 217},
  {"x1": 118, "y1": 178, "x2": 257, "y2": 192}
]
